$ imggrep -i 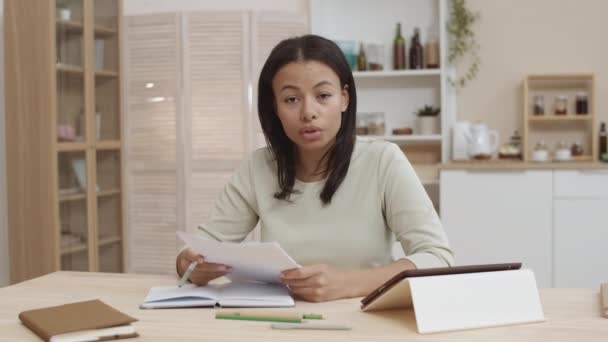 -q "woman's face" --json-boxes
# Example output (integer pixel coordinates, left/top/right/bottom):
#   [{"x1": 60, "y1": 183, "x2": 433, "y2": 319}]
[{"x1": 272, "y1": 60, "x2": 349, "y2": 154}]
